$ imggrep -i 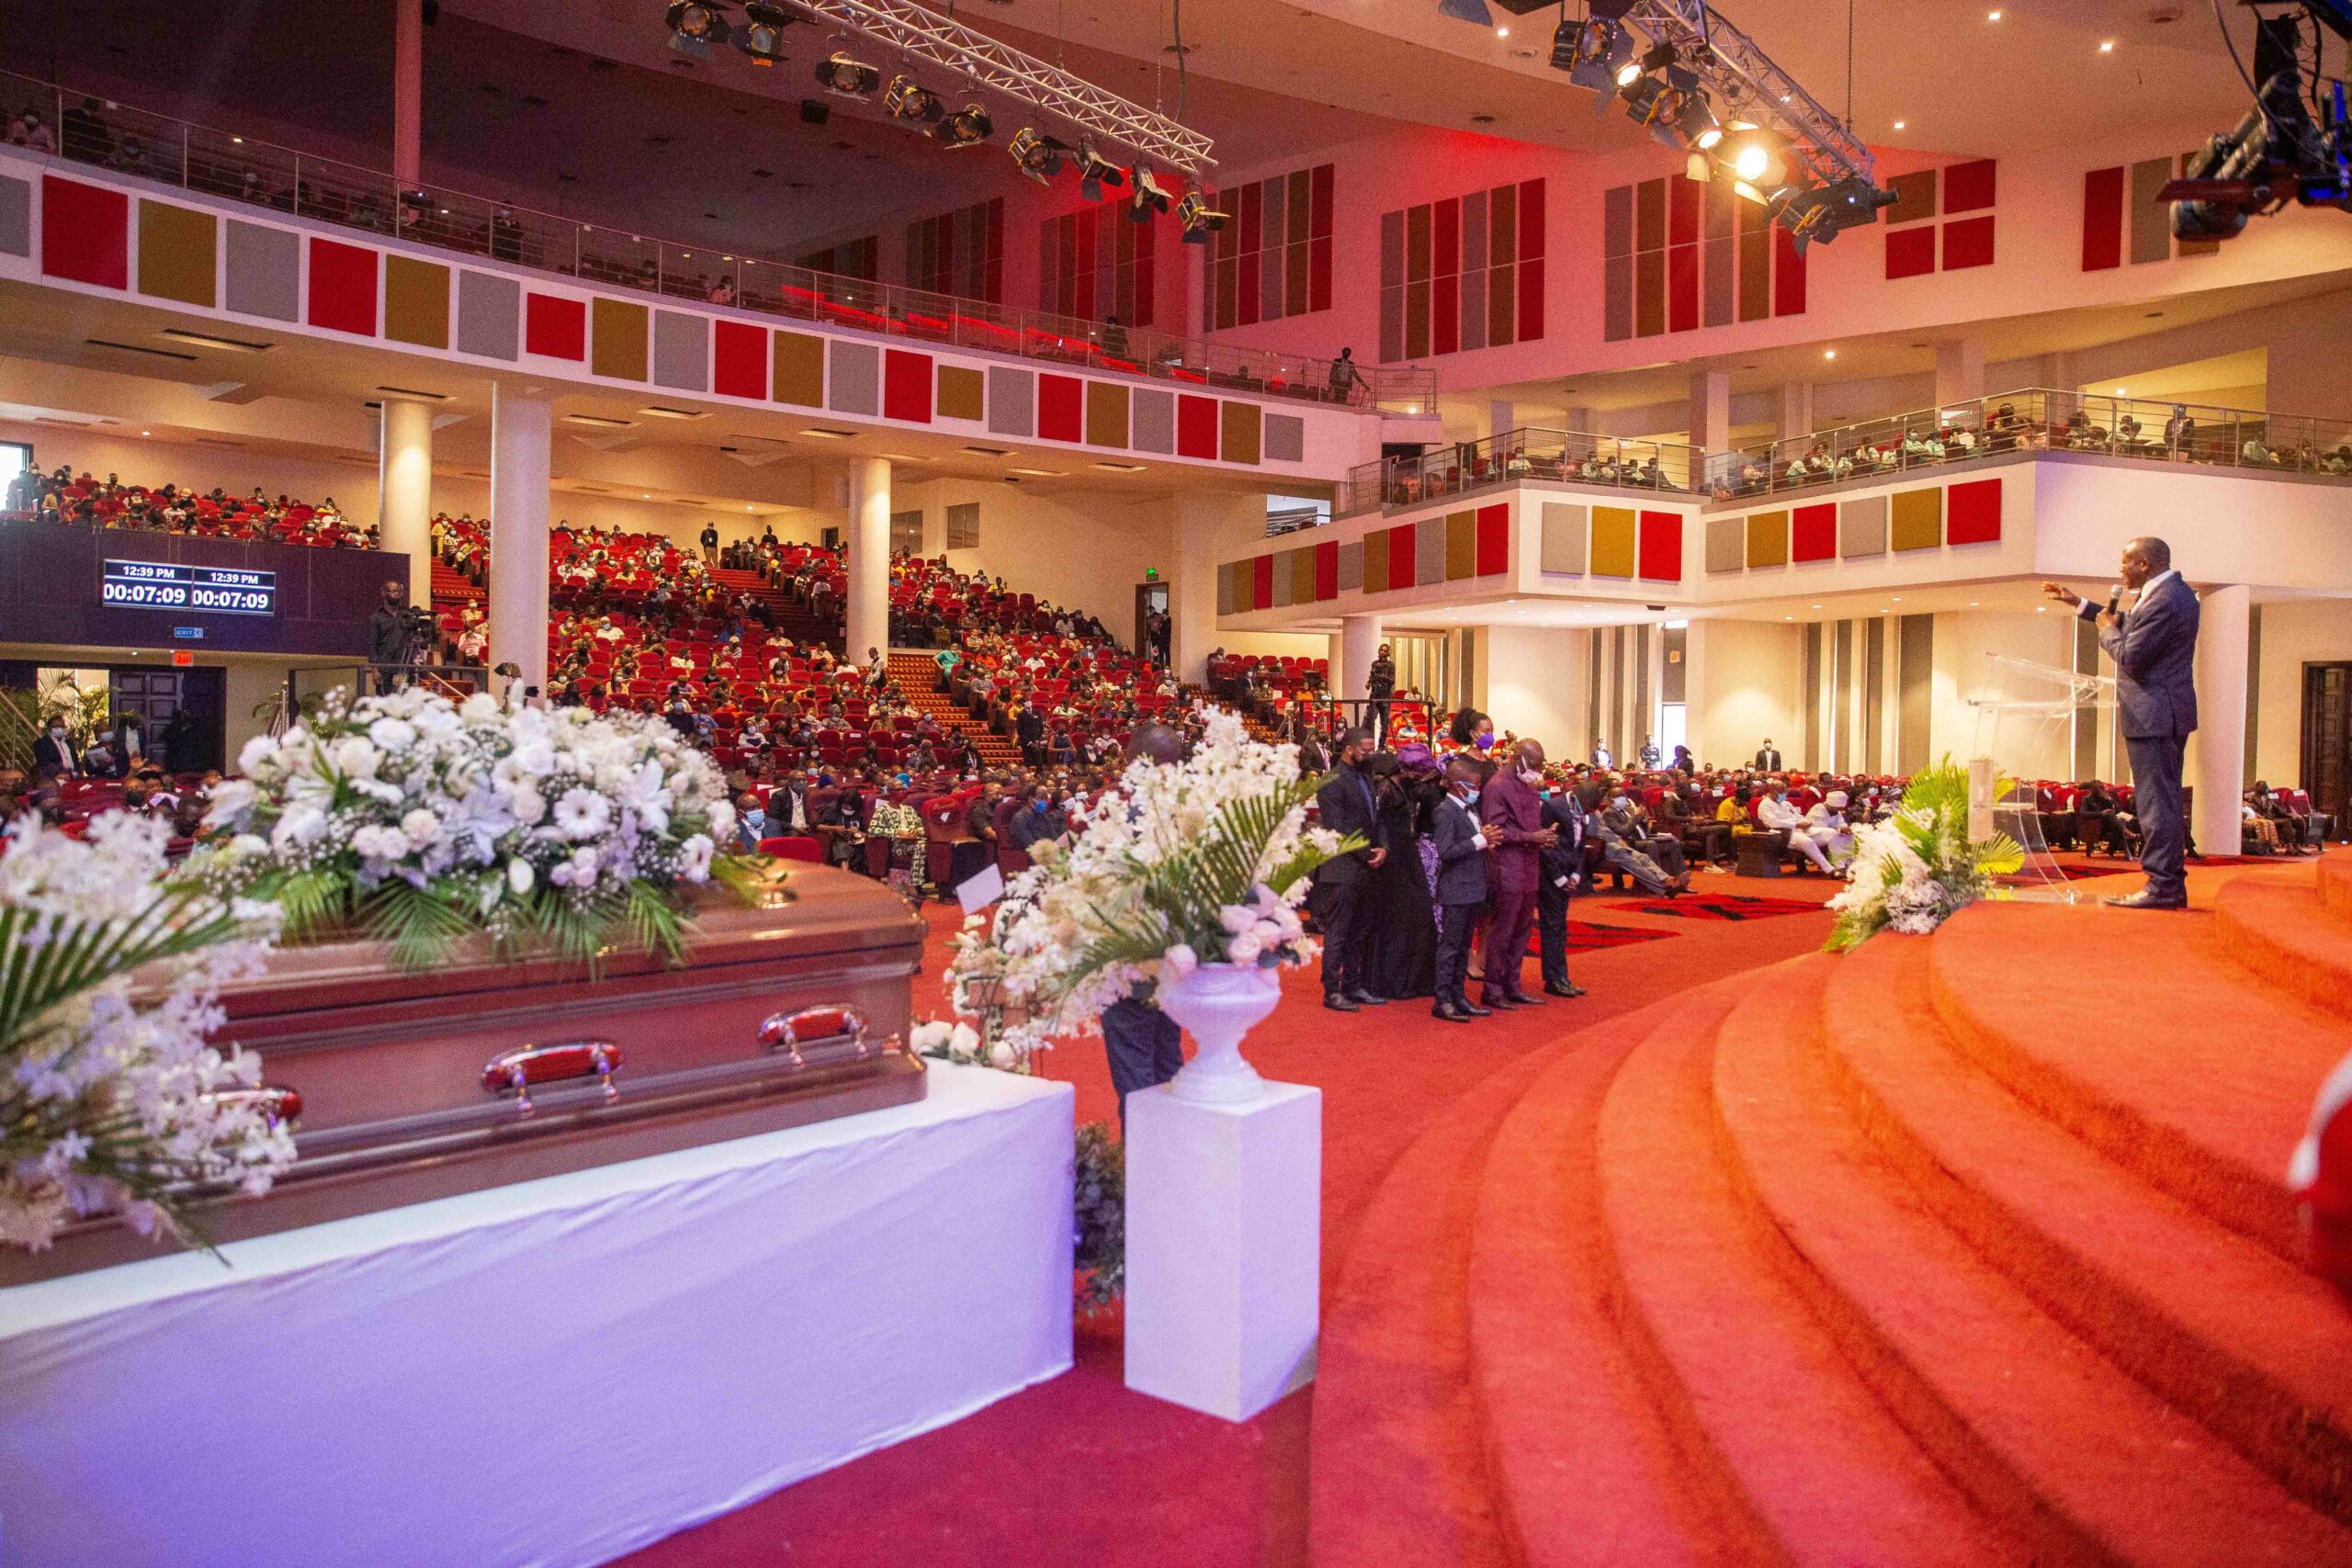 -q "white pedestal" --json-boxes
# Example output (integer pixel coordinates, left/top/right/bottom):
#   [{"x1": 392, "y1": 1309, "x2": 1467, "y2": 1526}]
[{"x1": 1124, "y1": 1078, "x2": 1322, "y2": 1422}]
